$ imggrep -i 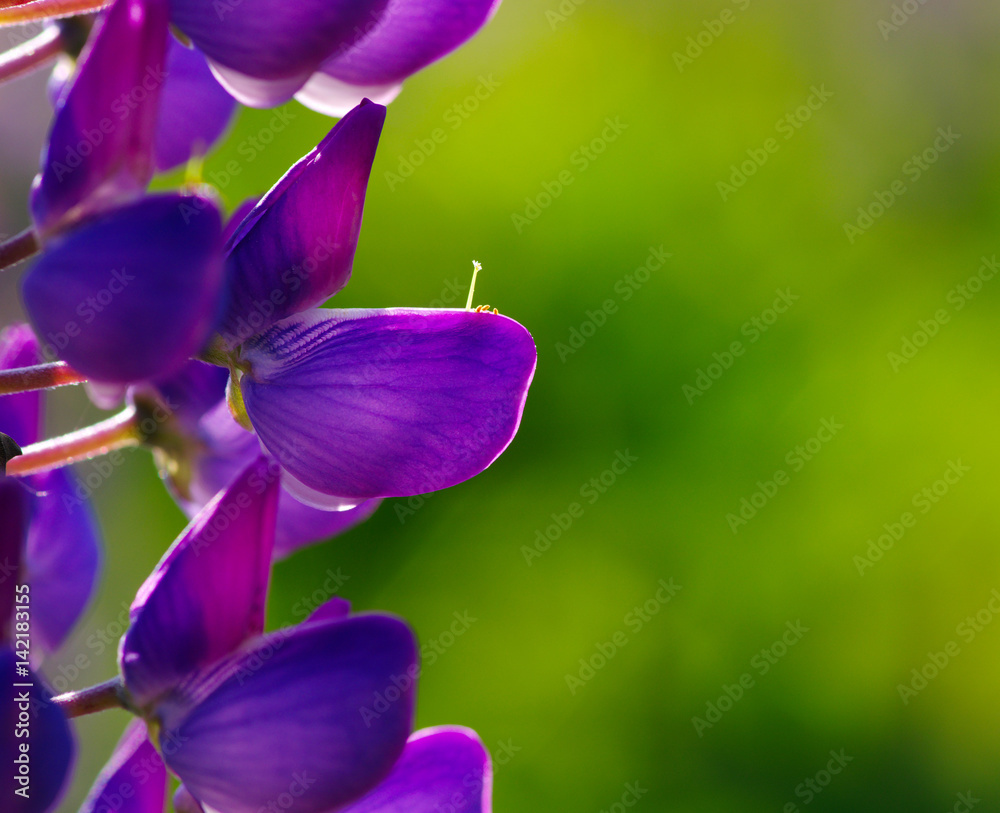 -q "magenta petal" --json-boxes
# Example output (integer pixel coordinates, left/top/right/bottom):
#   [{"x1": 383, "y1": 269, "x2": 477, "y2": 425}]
[
  {"x1": 25, "y1": 468, "x2": 101, "y2": 657},
  {"x1": 320, "y1": 0, "x2": 500, "y2": 88},
  {"x1": 342, "y1": 726, "x2": 492, "y2": 813},
  {"x1": 160, "y1": 614, "x2": 417, "y2": 813},
  {"x1": 31, "y1": 0, "x2": 169, "y2": 235},
  {"x1": 154, "y1": 36, "x2": 237, "y2": 172},
  {"x1": 170, "y1": 0, "x2": 388, "y2": 84},
  {"x1": 0, "y1": 652, "x2": 75, "y2": 812},
  {"x1": 119, "y1": 456, "x2": 279, "y2": 708},
  {"x1": 0, "y1": 325, "x2": 42, "y2": 448},
  {"x1": 219, "y1": 101, "x2": 385, "y2": 346},
  {"x1": 79, "y1": 720, "x2": 165, "y2": 813},
  {"x1": 239, "y1": 308, "x2": 537, "y2": 499},
  {"x1": 22, "y1": 193, "x2": 225, "y2": 385}
]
